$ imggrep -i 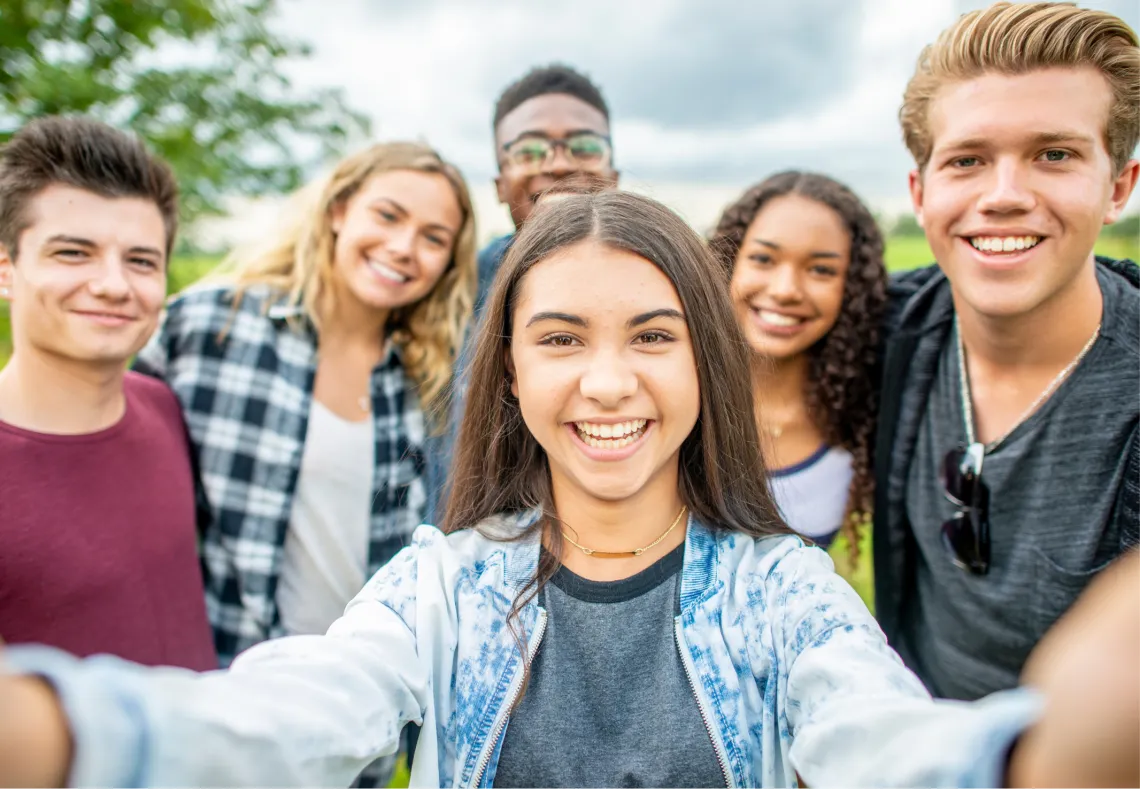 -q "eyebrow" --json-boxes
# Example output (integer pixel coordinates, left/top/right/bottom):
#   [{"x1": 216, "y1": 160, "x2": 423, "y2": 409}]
[
  {"x1": 45, "y1": 234, "x2": 95, "y2": 248},
  {"x1": 1031, "y1": 131, "x2": 1096, "y2": 146},
  {"x1": 939, "y1": 131, "x2": 1097, "y2": 152},
  {"x1": 502, "y1": 129, "x2": 607, "y2": 148},
  {"x1": 371, "y1": 198, "x2": 457, "y2": 236},
  {"x1": 524, "y1": 308, "x2": 685, "y2": 330},
  {"x1": 518, "y1": 129, "x2": 602, "y2": 139},
  {"x1": 45, "y1": 234, "x2": 162, "y2": 258},
  {"x1": 627, "y1": 308, "x2": 685, "y2": 328},
  {"x1": 525, "y1": 311, "x2": 587, "y2": 328},
  {"x1": 752, "y1": 238, "x2": 841, "y2": 260}
]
